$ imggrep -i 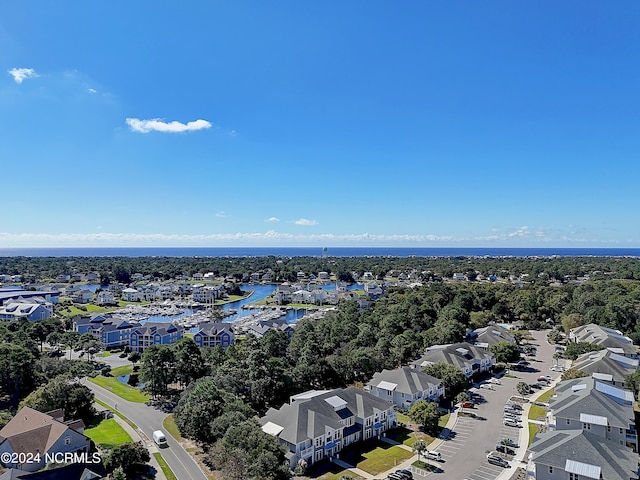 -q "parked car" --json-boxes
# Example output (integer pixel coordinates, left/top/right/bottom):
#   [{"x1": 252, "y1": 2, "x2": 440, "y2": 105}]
[
  {"x1": 550, "y1": 365, "x2": 565, "y2": 372},
  {"x1": 487, "y1": 453, "x2": 510, "y2": 468},
  {"x1": 505, "y1": 402, "x2": 523, "y2": 411},
  {"x1": 503, "y1": 412, "x2": 520, "y2": 420},
  {"x1": 500, "y1": 438, "x2": 519, "y2": 448},
  {"x1": 537, "y1": 376, "x2": 552, "y2": 383},
  {"x1": 397, "y1": 469, "x2": 413, "y2": 479},
  {"x1": 461, "y1": 402, "x2": 475, "y2": 408},
  {"x1": 489, "y1": 378, "x2": 502, "y2": 385},
  {"x1": 496, "y1": 444, "x2": 516, "y2": 455},
  {"x1": 426, "y1": 450, "x2": 442, "y2": 461},
  {"x1": 387, "y1": 473, "x2": 406, "y2": 480},
  {"x1": 503, "y1": 418, "x2": 522, "y2": 428},
  {"x1": 529, "y1": 382, "x2": 542, "y2": 390},
  {"x1": 480, "y1": 383, "x2": 494, "y2": 390}
]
